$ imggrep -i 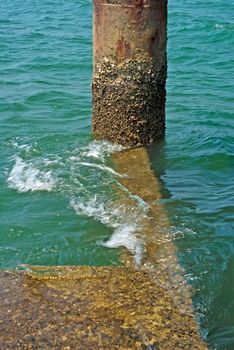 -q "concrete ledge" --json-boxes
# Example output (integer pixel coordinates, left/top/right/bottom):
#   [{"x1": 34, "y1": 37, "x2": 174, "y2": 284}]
[{"x1": 0, "y1": 266, "x2": 207, "y2": 349}]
